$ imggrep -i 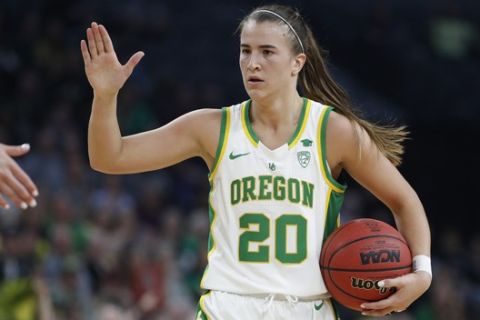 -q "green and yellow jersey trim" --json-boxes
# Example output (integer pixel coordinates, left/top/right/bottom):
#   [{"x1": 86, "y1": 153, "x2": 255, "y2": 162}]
[
  {"x1": 195, "y1": 291, "x2": 213, "y2": 320},
  {"x1": 208, "y1": 107, "x2": 231, "y2": 182},
  {"x1": 288, "y1": 98, "x2": 311, "y2": 148},
  {"x1": 317, "y1": 106, "x2": 346, "y2": 243},
  {"x1": 202, "y1": 107, "x2": 228, "y2": 289},
  {"x1": 200, "y1": 193, "x2": 218, "y2": 288},
  {"x1": 317, "y1": 106, "x2": 347, "y2": 193},
  {"x1": 241, "y1": 98, "x2": 310, "y2": 148},
  {"x1": 322, "y1": 187, "x2": 344, "y2": 243},
  {"x1": 241, "y1": 101, "x2": 259, "y2": 147}
]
